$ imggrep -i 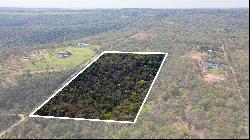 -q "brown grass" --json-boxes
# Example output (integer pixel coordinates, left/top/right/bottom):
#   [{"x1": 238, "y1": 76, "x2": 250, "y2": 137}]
[{"x1": 201, "y1": 73, "x2": 225, "y2": 82}]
